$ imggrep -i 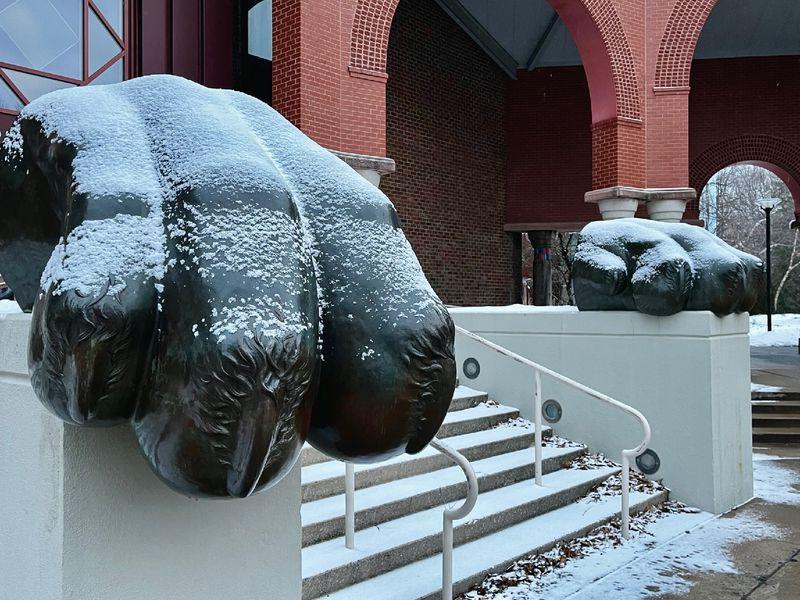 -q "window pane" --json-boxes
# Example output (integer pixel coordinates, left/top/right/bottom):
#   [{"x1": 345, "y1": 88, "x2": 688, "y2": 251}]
[
  {"x1": 89, "y1": 59, "x2": 122, "y2": 85},
  {"x1": 0, "y1": 0, "x2": 81, "y2": 78},
  {"x1": 4, "y1": 68, "x2": 75, "y2": 101},
  {"x1": 89, "y1": 9, "x2": 121, "y2": 75},
  {"x1": 93, "y1": 0, "x2": 122, "y2": 36},
  {"x1": 0, "y1": 74, "x2": 23, "y2": 110},
  {"x1": 248, "y1": 0, "x2": 272, "y2": 61}
]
